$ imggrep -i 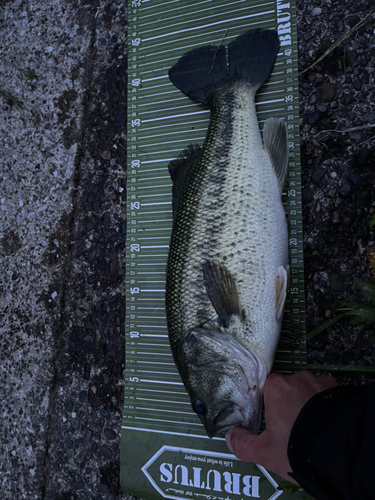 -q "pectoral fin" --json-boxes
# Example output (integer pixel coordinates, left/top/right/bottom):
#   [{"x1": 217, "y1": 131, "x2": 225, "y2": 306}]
[
  {"x1": 202, "y1": 260, "x2": 241, "y2": 328},
  {"x1": 263, "y1": 118, "x2": 289, "y2": 190},
  {"x1": 275, "y1": 265, "x2": 289, "y2": 320}
]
